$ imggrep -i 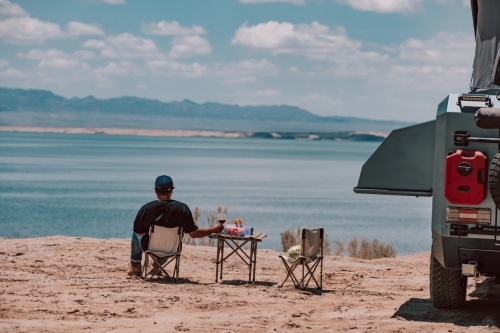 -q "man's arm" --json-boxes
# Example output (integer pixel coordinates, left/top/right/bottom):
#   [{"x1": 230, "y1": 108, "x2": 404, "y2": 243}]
[{"x1": 188, "y1": 223, "x2": 224, "y2": 238}]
